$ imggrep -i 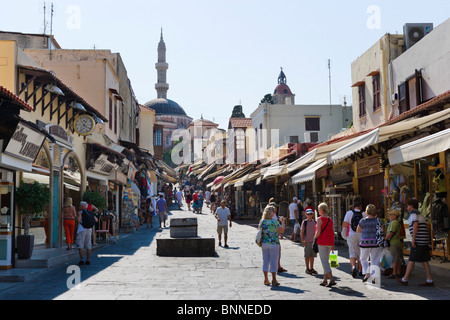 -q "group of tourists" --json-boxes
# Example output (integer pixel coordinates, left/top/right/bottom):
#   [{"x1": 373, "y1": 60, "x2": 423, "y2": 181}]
[{"x1": 256, "y1": 196, "x2": 434, "y2": 288}]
